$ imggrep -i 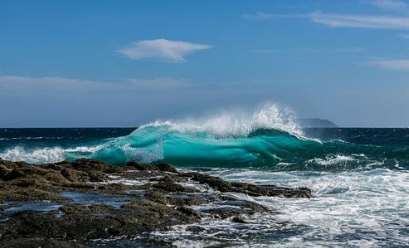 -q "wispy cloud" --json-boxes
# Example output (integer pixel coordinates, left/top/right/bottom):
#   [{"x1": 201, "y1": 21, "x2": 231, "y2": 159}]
[
  {"x1": 127, "y1": 77, "x2": 193, "y2": 90},
  {"x1": 242, "y1": 11, "x2": 409, "y2": 30},
  {"x1": 369, "y1": 0, "x2": 408, "y2": 11},
  {"x1": 0, "y1": 76, "x2": 193, "y2": 90},
  {"x1": 398, "y1": 33, "x2": 409, "y2": 38},
  {"x1": 253, "y1": 47, "x2": 362, "y2": 54},
  {"x1": 118, "y1": 39, "x2": 212, "y2": 63},
  {"x1": 366, "y1": 59, "x2": 409, "y2": 71},
  {"x1": 241, "y1": 12, "x2": 306, "y2": 20},
  {"x1": 253, "y1": 49, "x2": 282, "y2": 54}
]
